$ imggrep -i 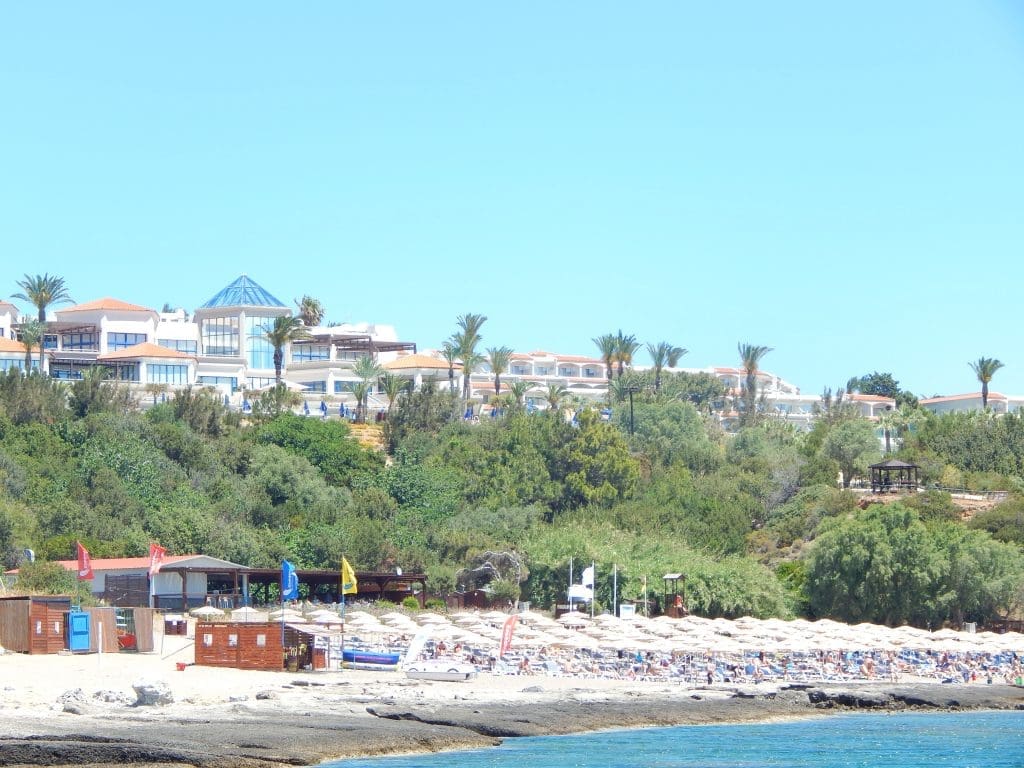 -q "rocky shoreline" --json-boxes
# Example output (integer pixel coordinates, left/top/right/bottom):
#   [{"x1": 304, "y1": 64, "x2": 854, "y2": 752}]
[{"x1": 1, "y1": 682, "x2": 1021, "y2": 768}]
